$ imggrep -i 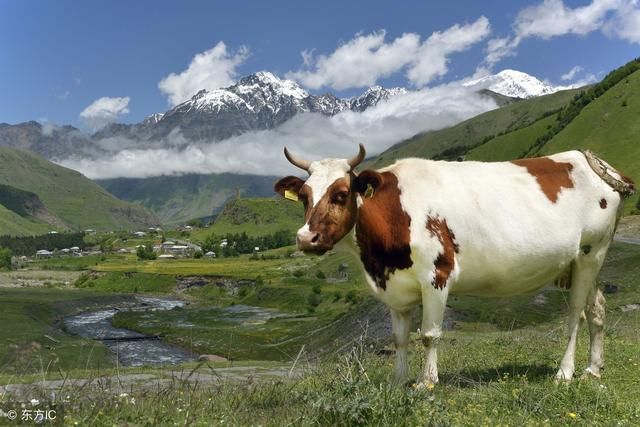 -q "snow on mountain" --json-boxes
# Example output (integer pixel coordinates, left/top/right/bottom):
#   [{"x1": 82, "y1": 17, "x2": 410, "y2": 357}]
[
  {"x1": 349, "y1": 86, "x2": 408, "y2": 112},
  {"x1": 464, "y1": 69, "x2": 575, "y2": 99},
  {"x1": 142, "y1": 112, "x2": 164, "y2": 125}
]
